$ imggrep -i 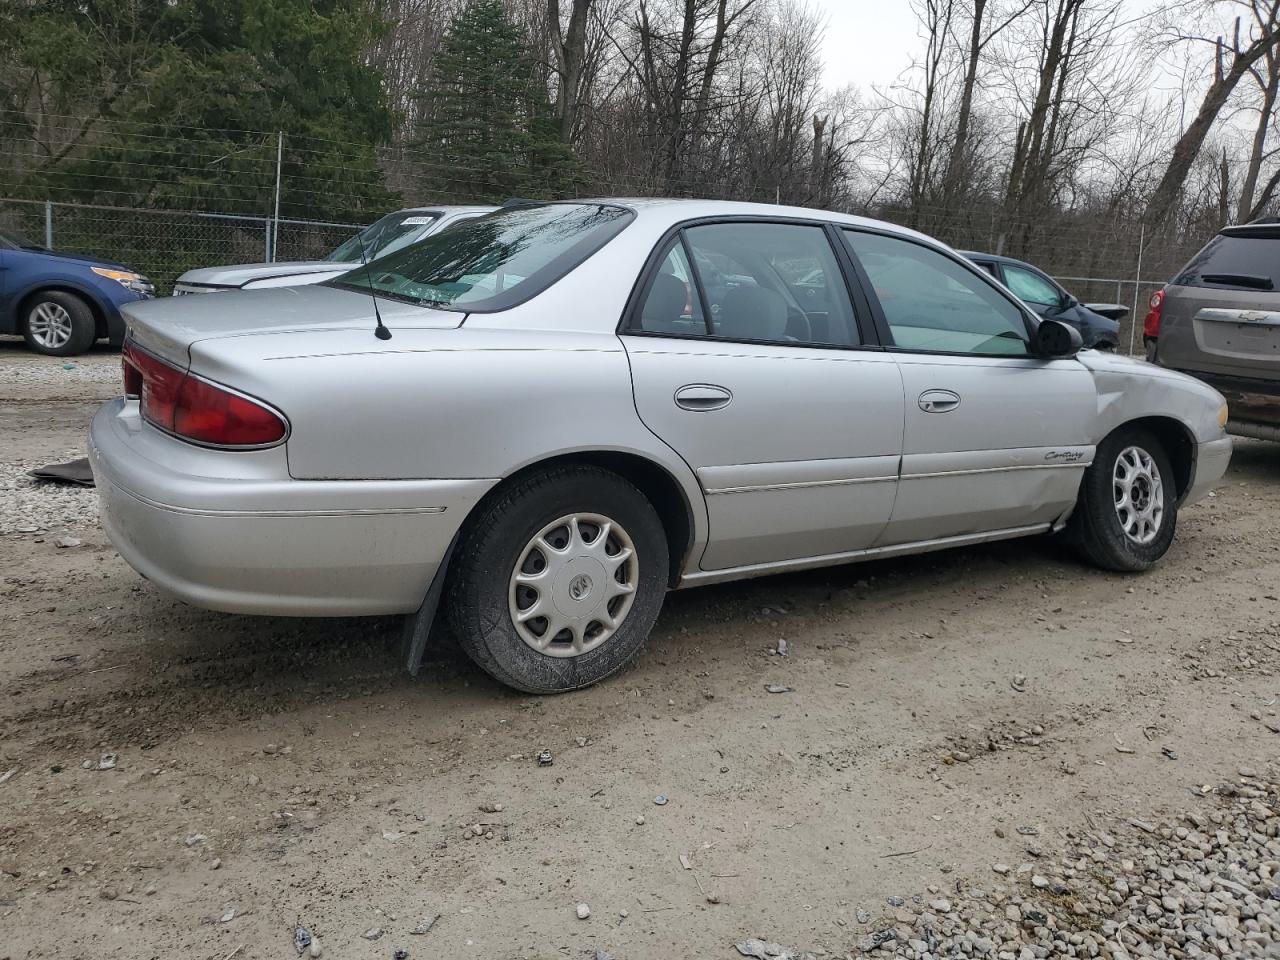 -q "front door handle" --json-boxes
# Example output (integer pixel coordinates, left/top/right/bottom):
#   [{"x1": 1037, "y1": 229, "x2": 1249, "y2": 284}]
[
  {"x1": 674, "y1": 383, "x2": 733, "y2": 411},
  {"x1": 918, "y1": 389, "x2": 961, "y2": 413}
]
